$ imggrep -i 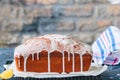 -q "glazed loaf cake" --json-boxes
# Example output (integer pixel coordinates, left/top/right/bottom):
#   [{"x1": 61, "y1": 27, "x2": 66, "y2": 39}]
[{"x1": 14, "y1": 34, "x2": 92, "y2": 74}]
